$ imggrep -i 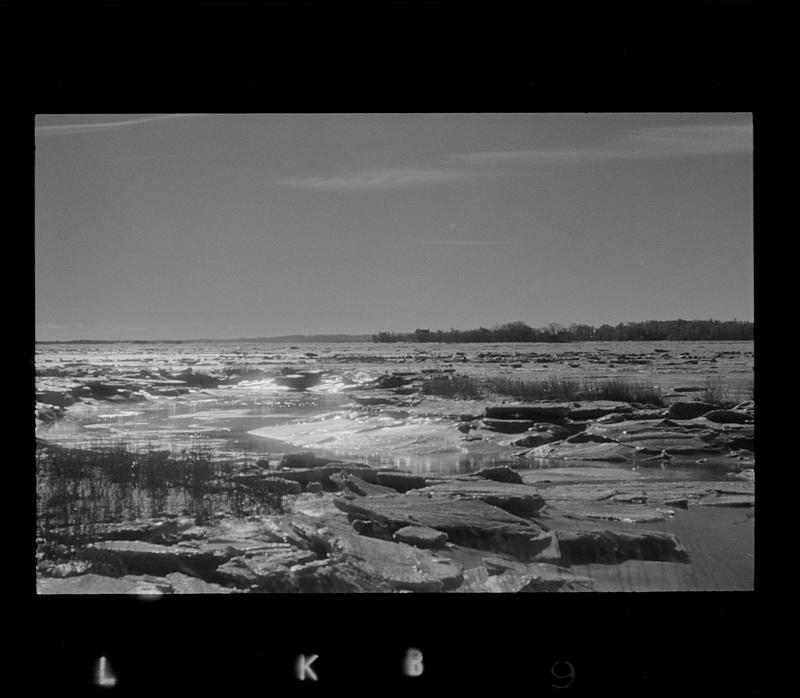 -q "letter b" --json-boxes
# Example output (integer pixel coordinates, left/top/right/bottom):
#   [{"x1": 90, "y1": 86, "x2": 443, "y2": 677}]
[{"x1": 404, "y1": 648, "x2": 424, "y2": 677}]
